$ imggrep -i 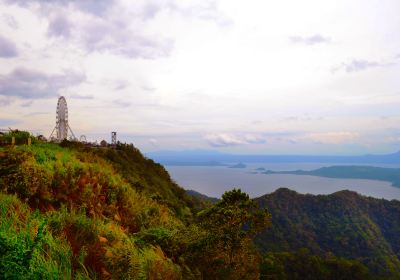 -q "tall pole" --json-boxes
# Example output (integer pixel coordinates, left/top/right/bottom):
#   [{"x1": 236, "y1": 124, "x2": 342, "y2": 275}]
[{"x1": 111, "y1": 132, "x2": 117, "y2": 148}]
